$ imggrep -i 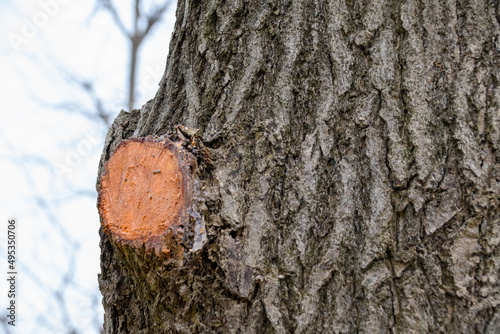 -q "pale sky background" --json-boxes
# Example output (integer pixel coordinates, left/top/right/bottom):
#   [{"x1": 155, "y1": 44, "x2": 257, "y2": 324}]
[{"x1": 0, "y1": 0, "x2": 177, "y2": 332}]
